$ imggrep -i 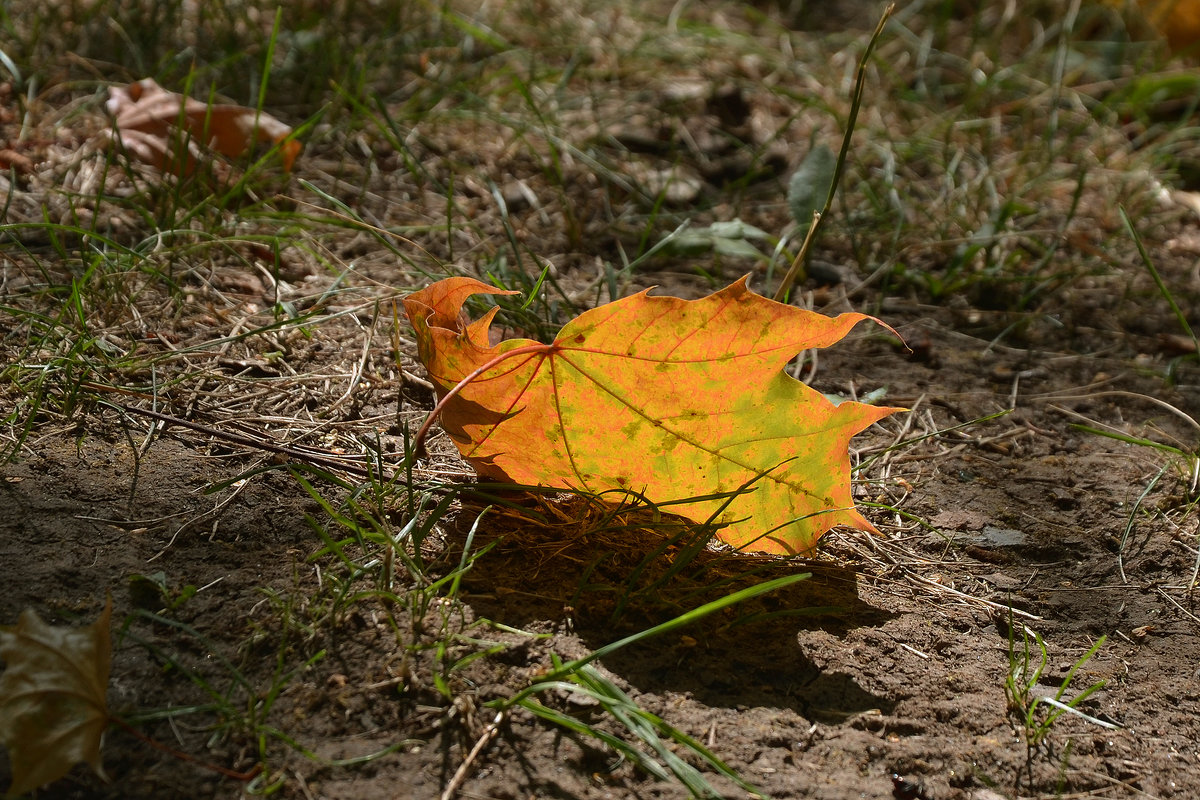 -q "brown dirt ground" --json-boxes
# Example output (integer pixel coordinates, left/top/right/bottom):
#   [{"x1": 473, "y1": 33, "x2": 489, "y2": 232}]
[
  {"x1": 5, "y1": 291, "x2": 1200, "y2": 800},
  {"x1": 5, "y1": 2, "x2": 1200, "y2": 799}
]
